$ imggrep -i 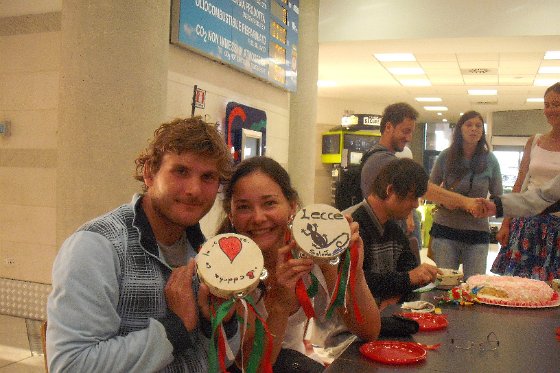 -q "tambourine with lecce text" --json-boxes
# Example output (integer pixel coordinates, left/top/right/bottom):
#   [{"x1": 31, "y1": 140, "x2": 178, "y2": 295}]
[
  {"x1": 291, "y1": 204, "x2": 351, "y2": 265},
  {"x1": 196, "y1": 233, "x2": 267, "y2": 299}
]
